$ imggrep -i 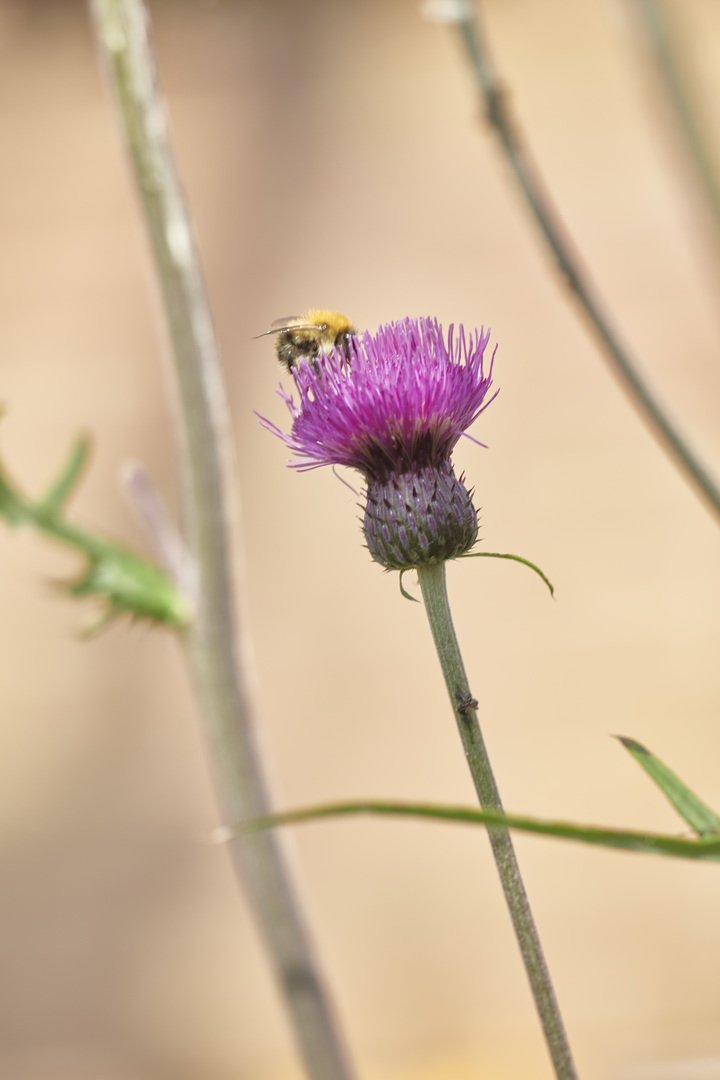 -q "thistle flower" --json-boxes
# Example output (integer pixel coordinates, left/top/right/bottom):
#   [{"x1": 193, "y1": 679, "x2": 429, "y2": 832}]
[{"x1": 262, "y1": 317, "x2": 497, "y2": 570}]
